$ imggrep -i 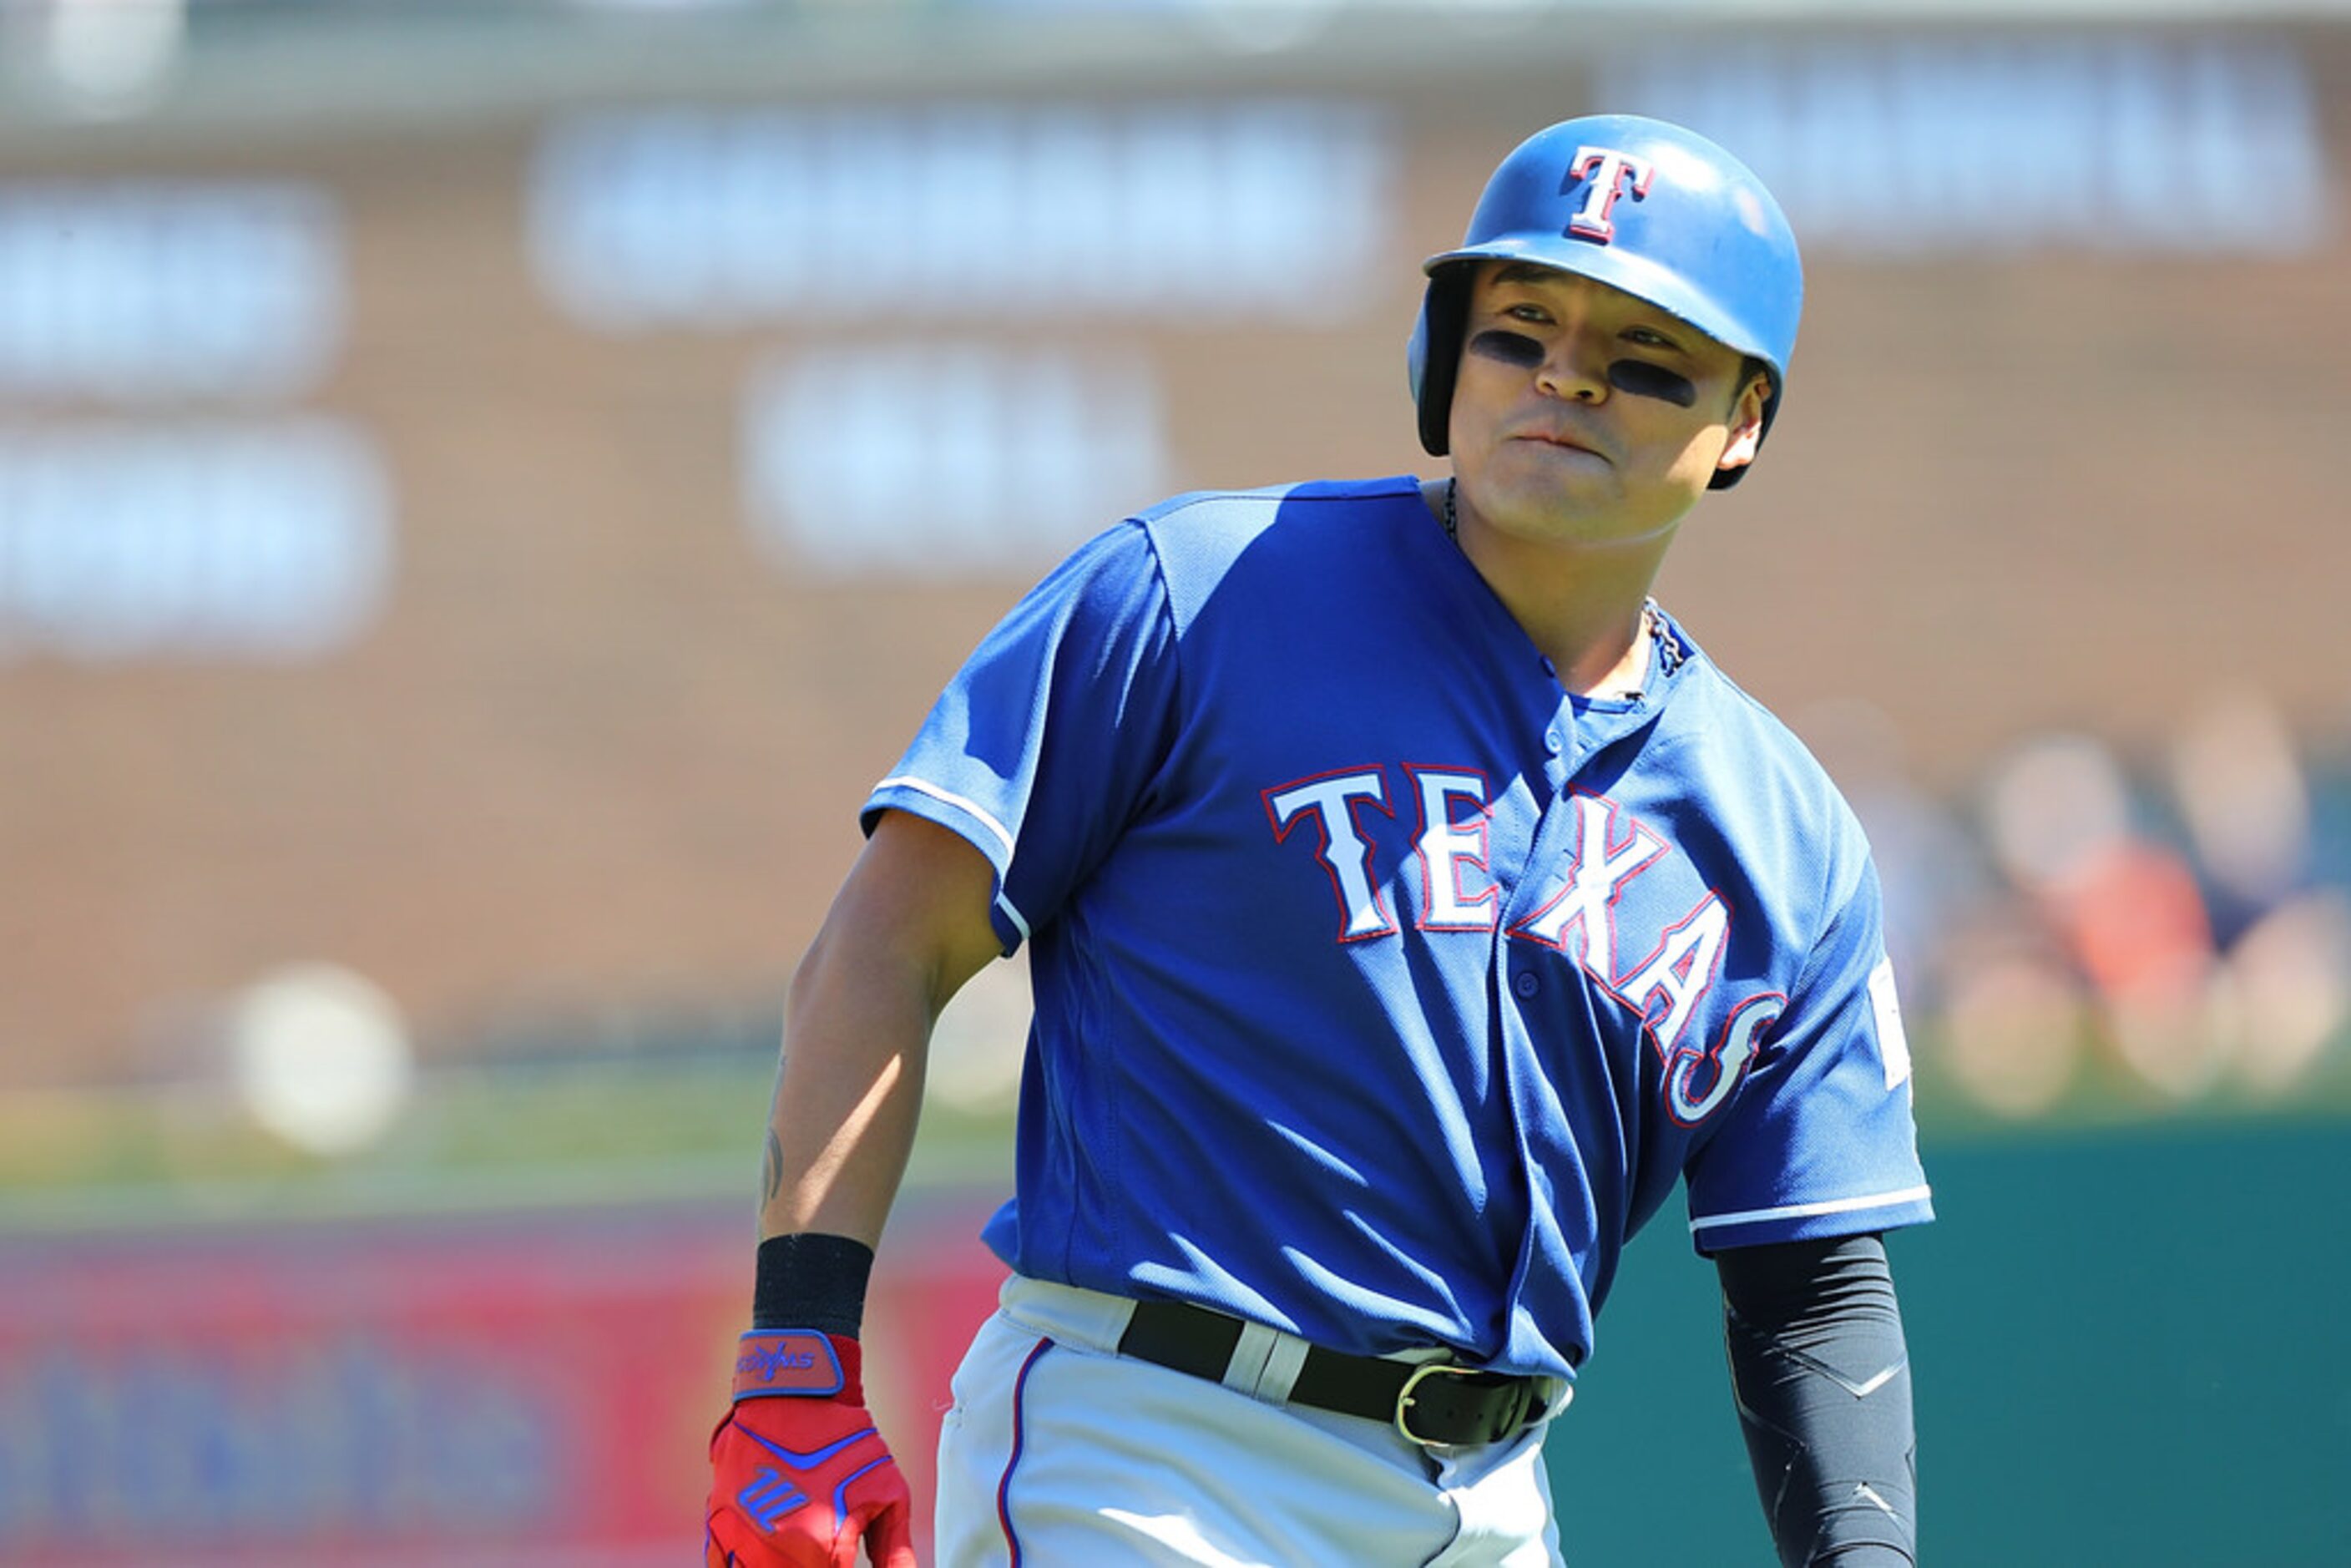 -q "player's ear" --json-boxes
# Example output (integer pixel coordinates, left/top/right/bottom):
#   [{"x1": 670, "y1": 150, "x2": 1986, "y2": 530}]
[{"x1": 1715, "y1": 367, "x2": 1772, "y2": 478}]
